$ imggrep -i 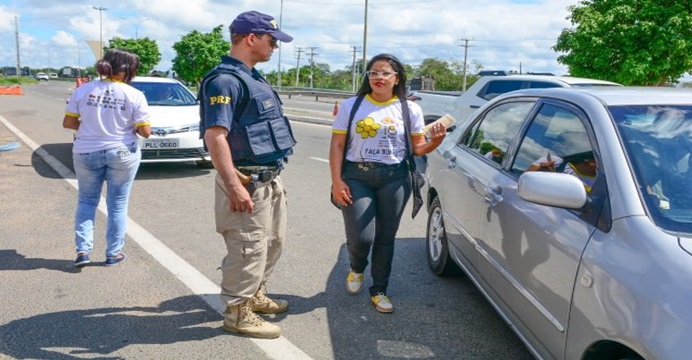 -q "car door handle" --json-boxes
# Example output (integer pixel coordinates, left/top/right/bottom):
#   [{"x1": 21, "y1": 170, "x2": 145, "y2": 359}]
[
  {"x1": 470, "y1": 105, "x2": 480, "y2": 109},
  {"x1": 484, "y1": 186, "x2": 503, "y2": 206},
  {"x1": 443, "y1": 151, "x2": 457, "y2": 168}
]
